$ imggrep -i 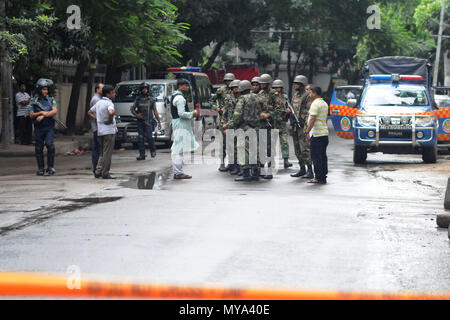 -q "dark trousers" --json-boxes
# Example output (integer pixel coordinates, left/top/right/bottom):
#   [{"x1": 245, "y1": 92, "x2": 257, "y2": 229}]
[
  {"x1": 96, "y1": 134, "x2": 115, "y2": 177},
  {"x1": 310, "y1": 136, "x2": 329, "y2": 182},
  {"x1": 34, "y1": 125, "x2": 55, "y2": 169},
  {"x1": 92, "y1": 131, "x2": 102, "y2": 173},
  {"x1": 137, "y1": 121, "x2": 156, "y2": 157},
  {"x1": 18, "y1": 116, "x2": 33, "y2": 145}
]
